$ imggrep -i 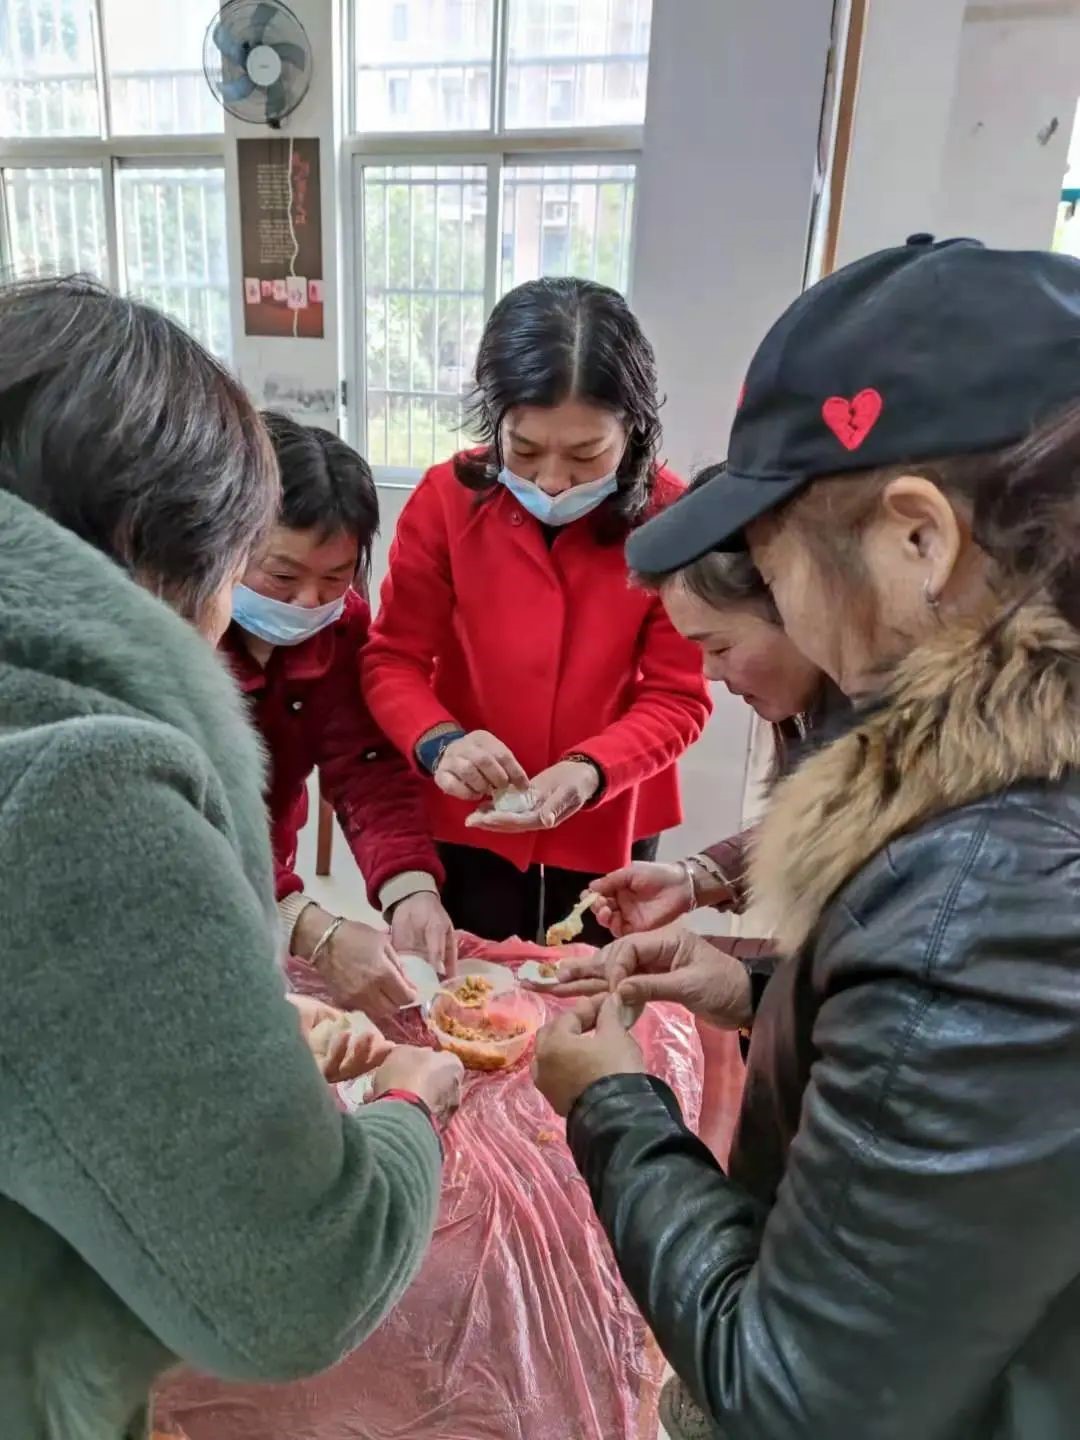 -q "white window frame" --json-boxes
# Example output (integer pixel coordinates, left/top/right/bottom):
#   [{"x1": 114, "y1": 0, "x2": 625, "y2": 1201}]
[
  {"x1": 0, "y1": 1, "x2": 226, "y2": 318},
  {"x1": 341, "y1": 0, "x2": 646, "y2": 483}
]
